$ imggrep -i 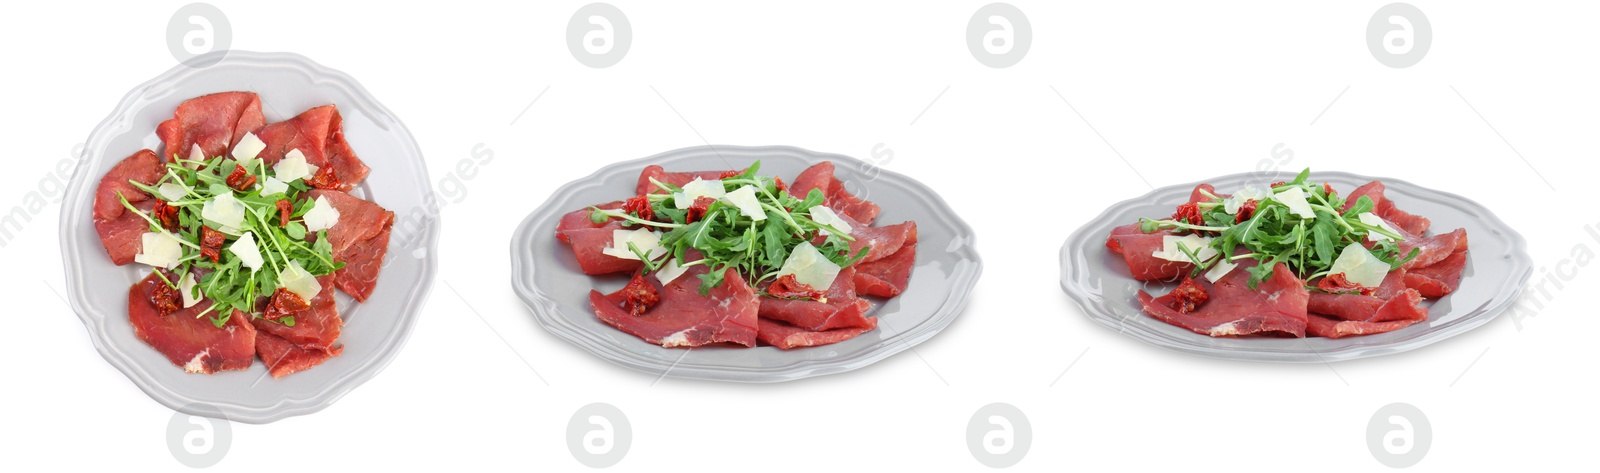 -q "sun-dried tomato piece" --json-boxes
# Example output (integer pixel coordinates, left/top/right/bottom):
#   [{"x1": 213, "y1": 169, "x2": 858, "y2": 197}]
[
  {"x1": 1323, "y1": 183, "x2": 1337, "y2": 198},
  {"x1": 152, "y1": 200, "x2": 180, "y2": 232},
  {"x1": 304, "y1": 165, "x2": 342, "y2": 190},
  {"x1": 718, "y1": 169, "x2": 747, "y2": 179},
  {"x1": 1269, "y1": 181, "x2": 1287, "y2": 188},
  {"x1": 1171, "y1": 202, "x2": 1204, "y2": 226},
  {"x1": 149, "y1": 278, "x2": 182, "y2": 316},
  {"x1": 619, "y1": 274, "x2": 660, "y2": 317},
  {"x1": 622, "y1": 194, "x2": 655, "y2": 221},
  {"x1": 1235, "y1": 199, "x2": 1259, "y2": 224},
  {"x1": 686, "y1": 196, "x2": 717, "y2": 224},
  {"x1": 1167, "y1": 278, "x2": 1210, "y2": 314},
  {"x1": 1316, "y1": 272, "x2": 1375, "y2": 296},
  {"x1": 773, "y1": 177, "x2": 787, "y2": 192},
  {"x1": 263, "y1": 287, "x2": 311, "y2": 321},
  {"x1": 767, "y1": 274, "x2": 825, "y2": 300},
  {"x1": 275, "y1": 199, "x2": 293, "y2": 227},
  {"x1": 200, "y1": 226, "x2": 225, "y2": 263},
  {"x1": 225, "y1": 164, "x2": 257, "y2": 191}
]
